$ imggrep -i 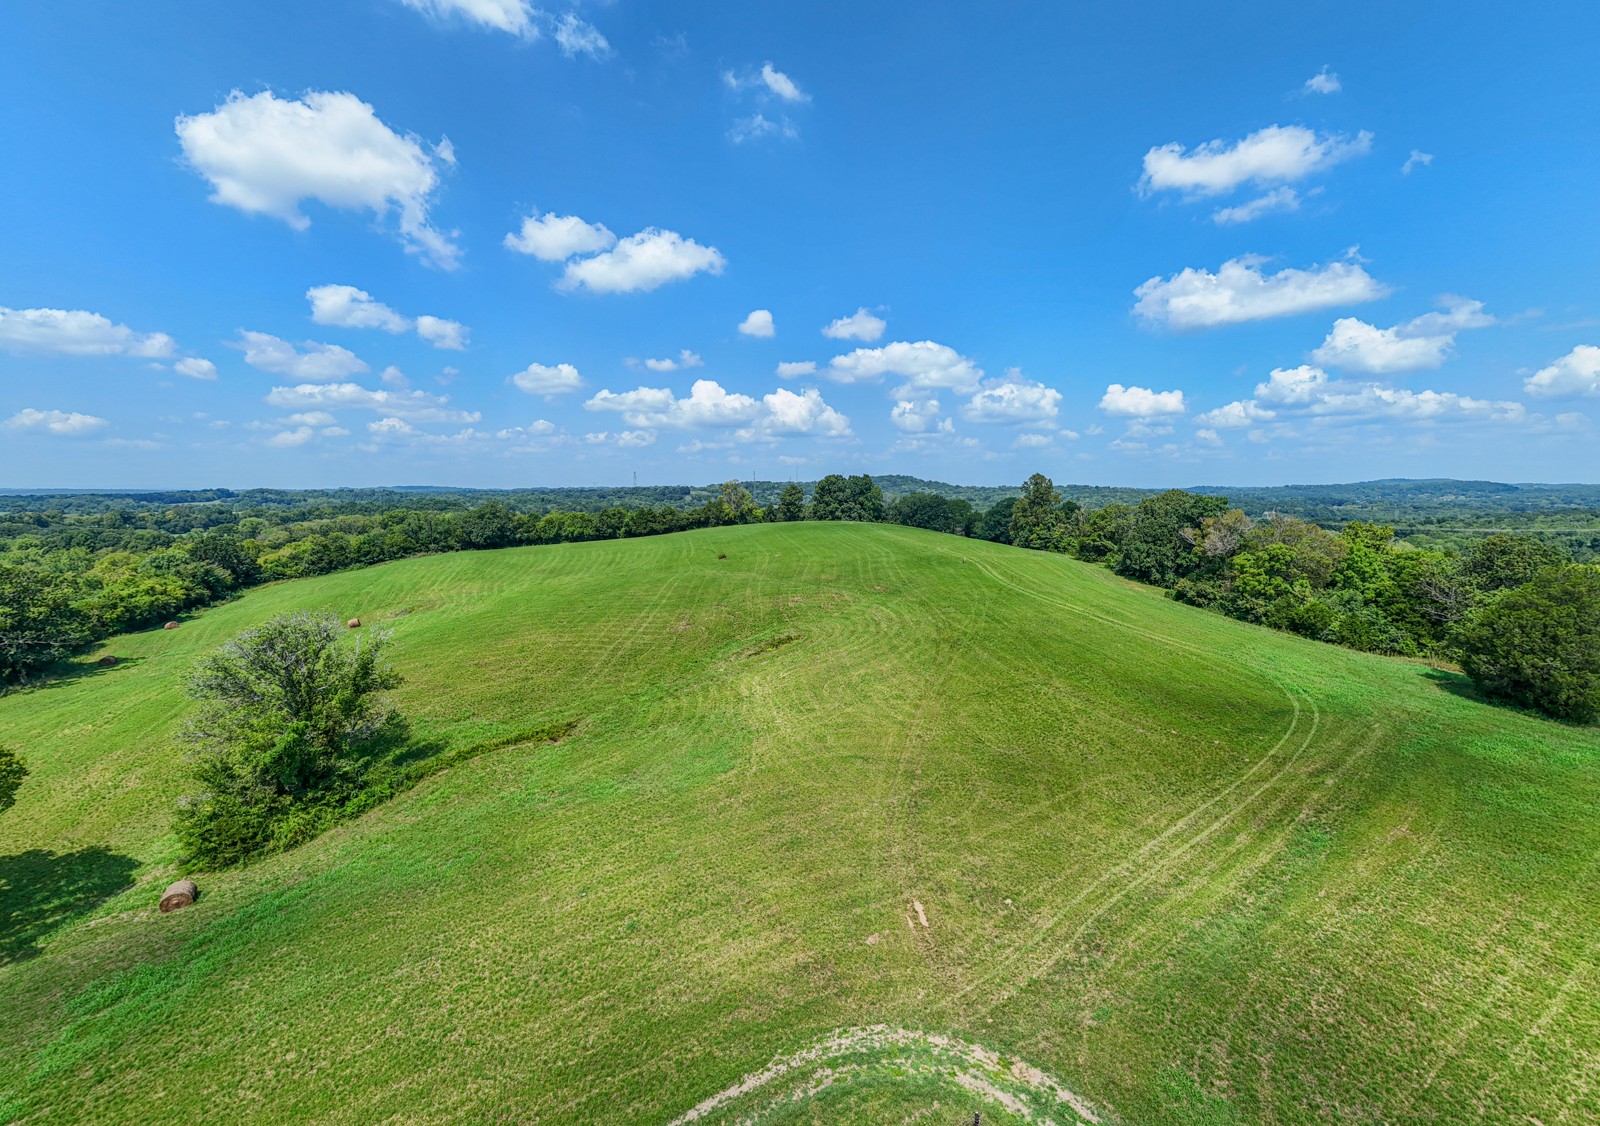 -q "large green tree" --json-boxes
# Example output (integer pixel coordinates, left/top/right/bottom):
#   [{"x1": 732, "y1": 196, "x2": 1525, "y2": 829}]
[
  {"x1": 1116, "y1": 490, "x2": 1229, "y2": 586},
  {"x1": 1456, "y1": 565, "x2": 1600, "y2": 722},
  {"x1": 0, "y1": 564, "x2": 90, "y2": 683},
  {"x1": 0, "y1": 745, "x2": 26, "y2": 817},
  {"x1": 176, "y1": 612, "x2": 405, "y2": 866},
  {"x1": 1009, "y1": 473, "x2": 1077, "y2": 551}
]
